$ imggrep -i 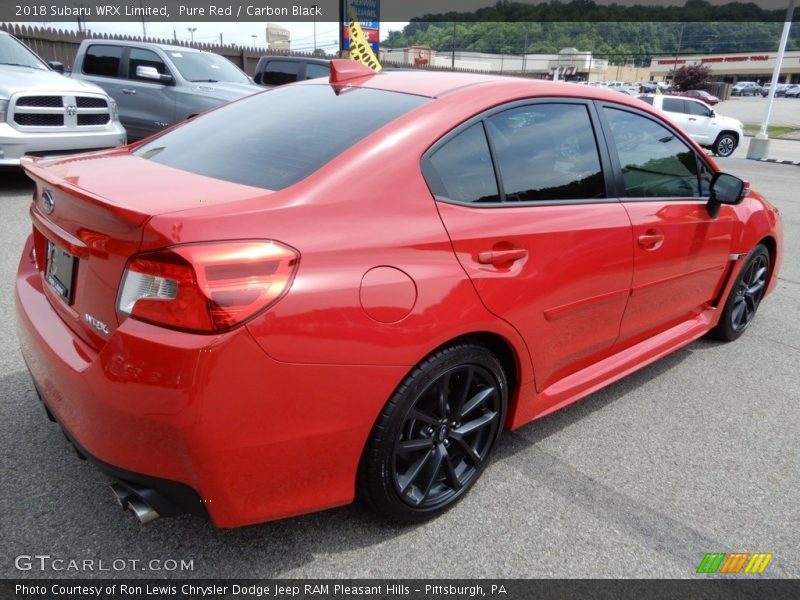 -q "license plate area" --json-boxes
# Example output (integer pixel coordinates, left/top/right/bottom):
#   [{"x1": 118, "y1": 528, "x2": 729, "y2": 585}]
[{"x1": 45, "y1": 241, "x2": 77, "y2": 304}]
